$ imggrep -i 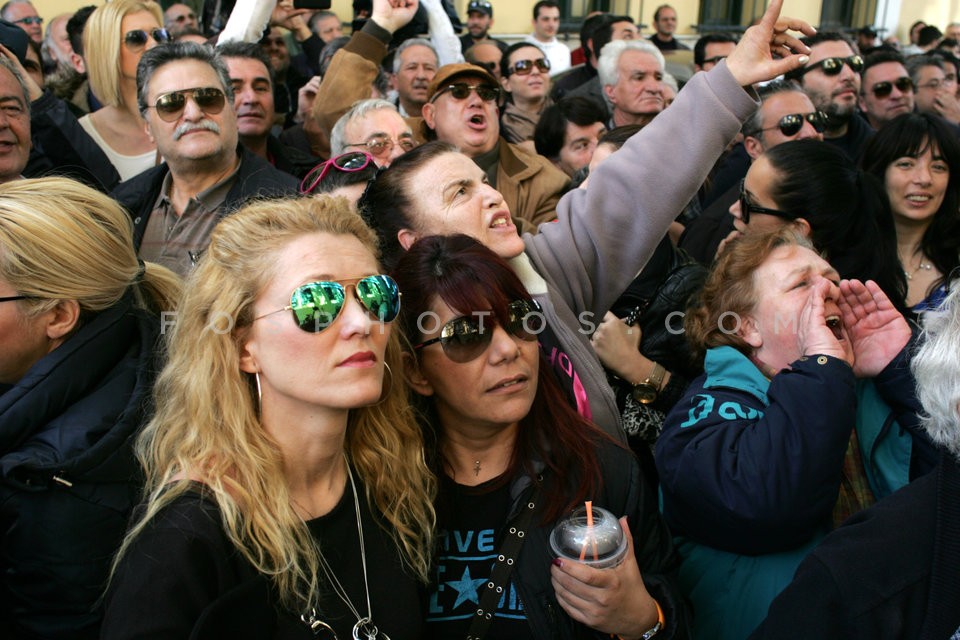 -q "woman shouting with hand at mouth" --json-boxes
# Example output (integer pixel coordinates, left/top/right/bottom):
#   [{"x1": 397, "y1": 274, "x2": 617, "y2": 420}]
[{"x1": 654, "y1": 228, "x2": 939, "y2": 640}]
